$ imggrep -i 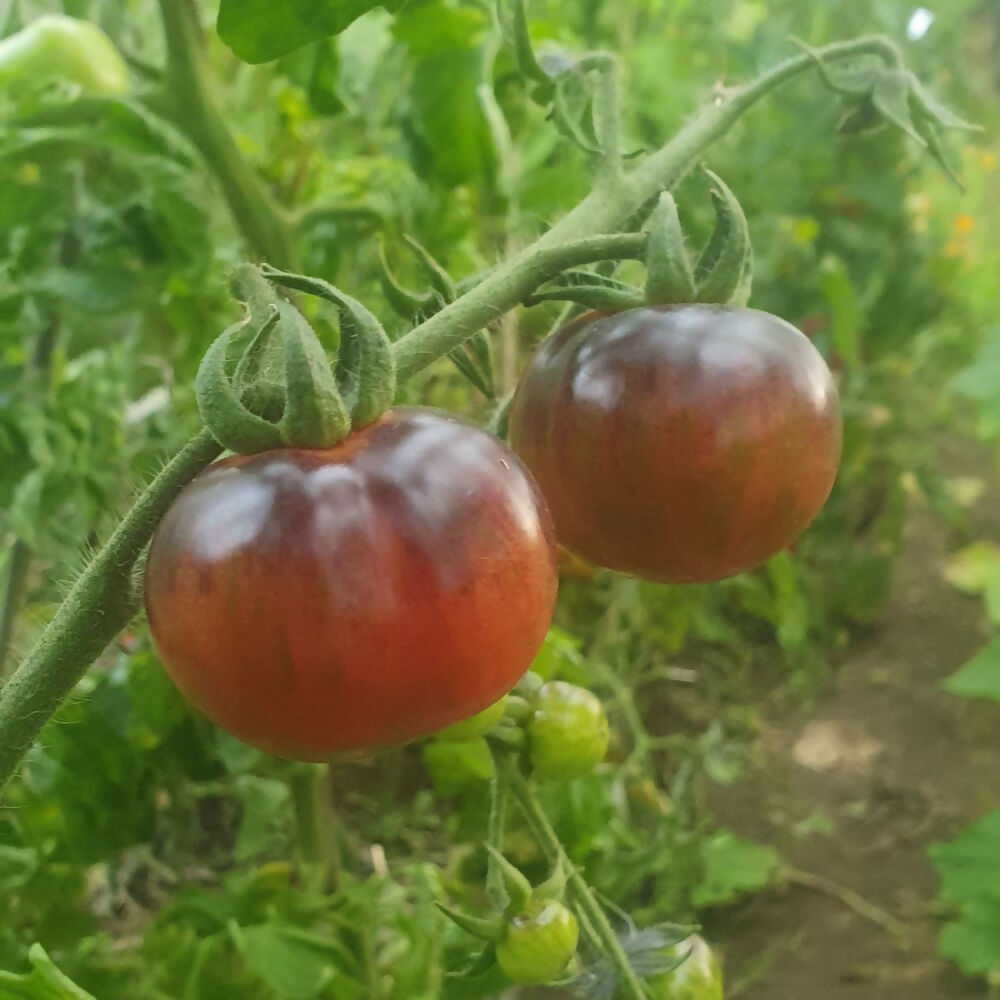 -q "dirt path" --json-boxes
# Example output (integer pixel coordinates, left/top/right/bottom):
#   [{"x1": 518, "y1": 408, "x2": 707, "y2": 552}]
[{"x1": 708, "y1": 489, "x2": 1000, "y2": 998}]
